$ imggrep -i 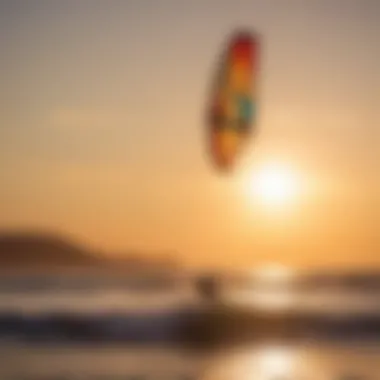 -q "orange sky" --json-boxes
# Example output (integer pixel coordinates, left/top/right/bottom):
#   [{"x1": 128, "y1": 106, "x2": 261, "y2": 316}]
[{"x1": 0, "y1": 1, "x2": 379, "y2": 270}]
